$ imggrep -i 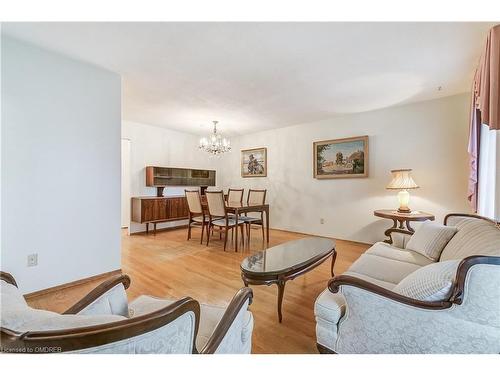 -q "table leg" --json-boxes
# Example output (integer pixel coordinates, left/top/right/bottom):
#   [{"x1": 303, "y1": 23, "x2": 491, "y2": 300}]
[
  {"x1": 383, "y1": 219, "x2": 398, "y2": 244},
  {"x1": 241, "y1": 274, "x2": 249, "y2": 287},
  {"x1": 235, "y1": 209, "x2": 239, "y2": 252},
  {"x1": 146, "y1": 223, "x2": 149, "y2": 234},
  {"x1": 265, "y1": 207, "x2": 270, "y2": 245},
  {"x1": 406, "y1": 220, "x2": 414, "y2": 232},
  {"x1": 277, "y1": 279, "x2": 285, "y2": 323},
  {"x1": 330, "y1": 251, "x2": 337, "y2": 277}
]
